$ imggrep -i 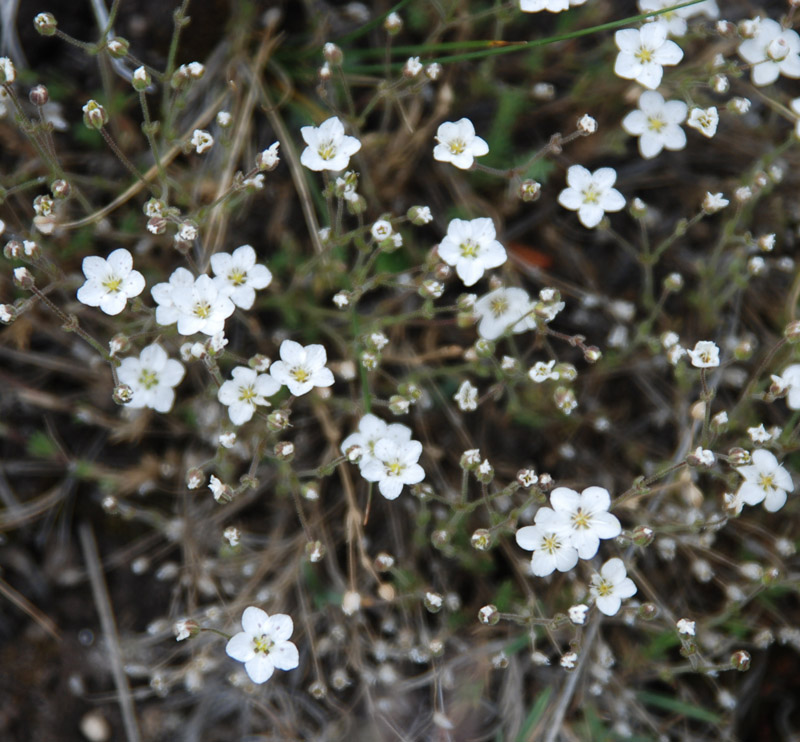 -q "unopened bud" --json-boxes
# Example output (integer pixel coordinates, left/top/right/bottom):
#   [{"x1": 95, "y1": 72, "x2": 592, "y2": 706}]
[
  {"x1": 106, "y1": 37, "x2": 130, "y2": 58},
  {"x1": 632, "y1": 525, "x2": 655, "y2": 547},
  {"x1": 306, "y1": 540, "x2": 326, "y2": 562},
  {"x1": 132, "y1": 66, "x2": 152, "y2": 92},
  {"x1": 82, "y1": 99, "x2": 108, "y2": 130},
  {"x1": 323, "y1": 42, "x2": 343, "y2": 65},
  {"x1": 471, "y1": 529, "x2": 492, "y2": 551},
  {"x1": 51, "y1": 179, "x2": 71, "y2": 199},
  {"x1": 519, "y1": 179, "x2": 542, "y2": 202},
  {"x1": 785, "y1": 320, "x2": 800, "y2": 342},
  {"x1": 730, "y1": 650, "x2": 751, "y2": 671},
  {"x1": 29, "y1": 85, "x2": 50, "y2": 106},
  {"x1": 274, "y1": 441, "x2": 295, "y2": 461},
  {"x1": 478, "y1": 604, "x2": 499, "y2": 625},
  {"x1": 113, "y1": 384, "x2": 134, "y2": 405},
  {"x1": 267, "y1": 409, "x2": 291, "y2": 432},
  {"x1": 33, "y1": 12, "x2": 57, "y2": 36}
]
